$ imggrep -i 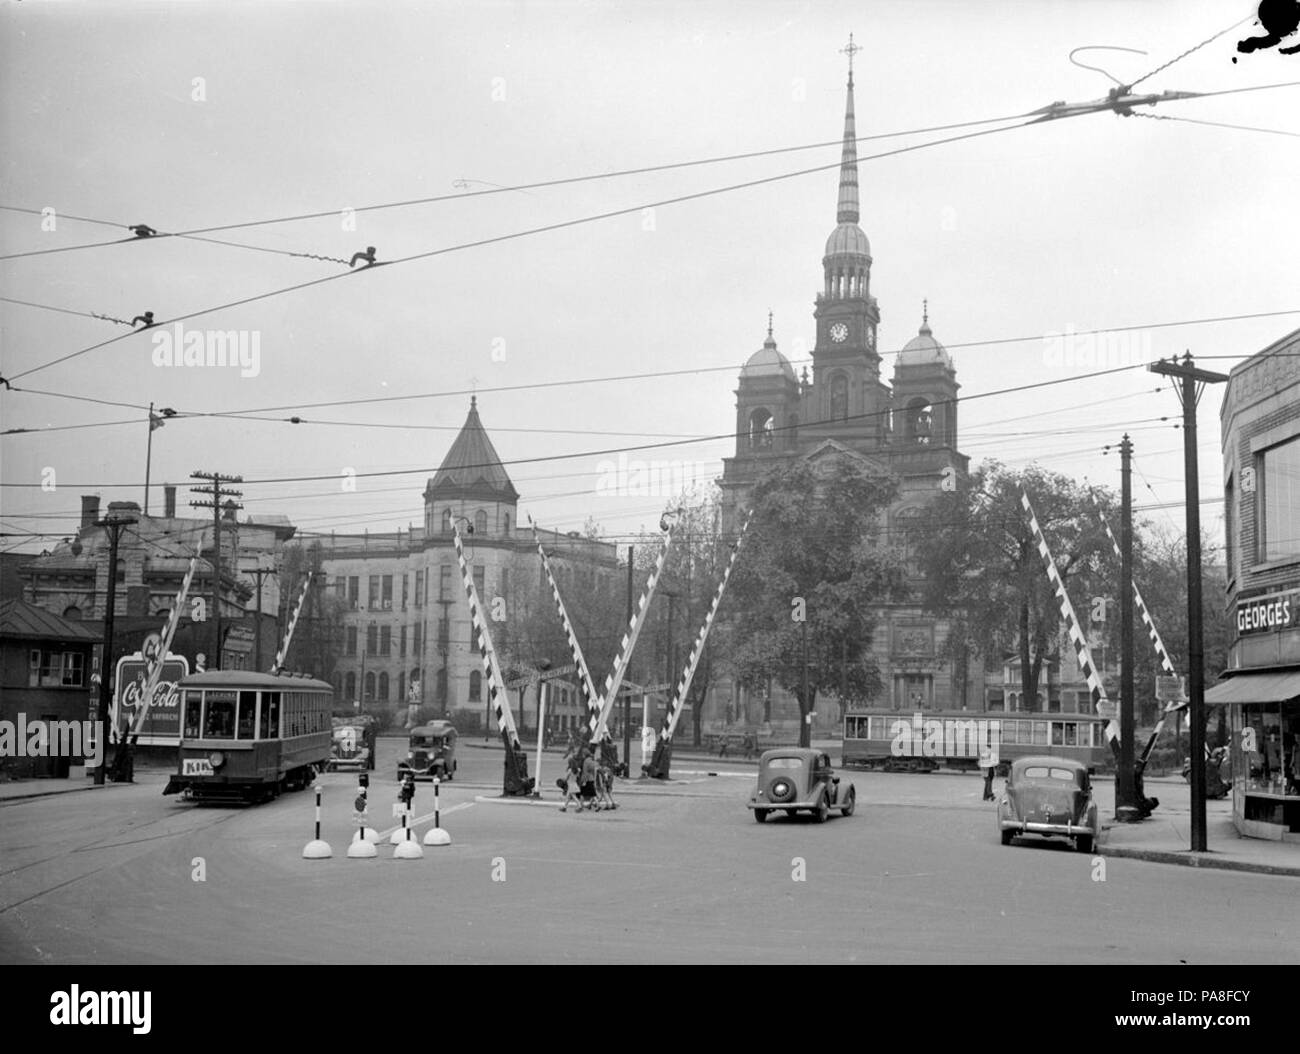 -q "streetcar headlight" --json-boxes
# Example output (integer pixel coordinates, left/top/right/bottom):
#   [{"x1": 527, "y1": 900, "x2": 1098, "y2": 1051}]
[{"x1": 208, "y1": 751, "x2": 226, "y2": 768}]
